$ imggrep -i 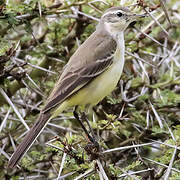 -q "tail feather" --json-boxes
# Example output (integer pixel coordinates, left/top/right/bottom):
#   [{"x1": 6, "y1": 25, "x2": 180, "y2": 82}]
[{"x1": 8, "y1": 112, "x2": 51, "y2": 168}]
